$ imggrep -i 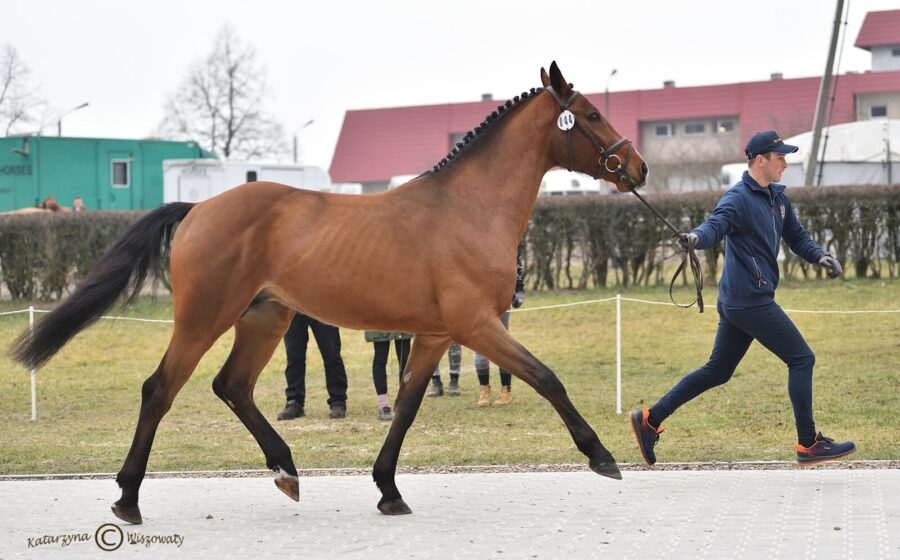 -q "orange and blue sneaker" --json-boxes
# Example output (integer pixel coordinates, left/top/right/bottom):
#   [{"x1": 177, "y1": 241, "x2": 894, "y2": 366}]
[
  {"x1": 795, "y1": 432, "x2": 856, "y2": 466},
  {"x1": 629, "y1": 408, "x2": 663, "y2": 465}
]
